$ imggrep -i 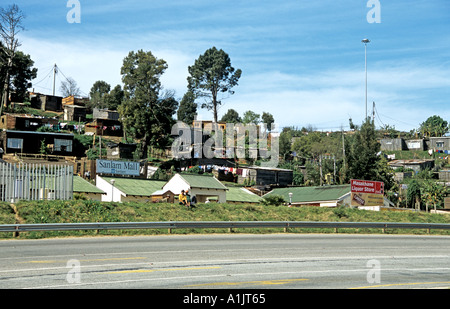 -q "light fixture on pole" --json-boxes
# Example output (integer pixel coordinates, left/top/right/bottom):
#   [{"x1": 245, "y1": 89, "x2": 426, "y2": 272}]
[
  {"x1": 362, "y1": 38, "x2": 370, "y2": 120},
  {"x1": 110, "y1": 179, "x2": 115, "y2": 202}
]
